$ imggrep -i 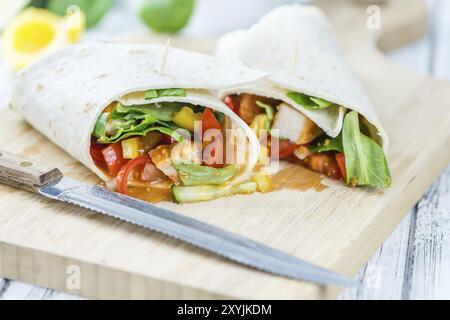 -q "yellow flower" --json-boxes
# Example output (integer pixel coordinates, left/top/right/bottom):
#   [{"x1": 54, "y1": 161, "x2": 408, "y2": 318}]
[
  {"x1": 65, "y1": 6, "x2": 86, "y2": 43},
  {"x1": 2, "y1": 7, "x2": 85, "y2": 70}
]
